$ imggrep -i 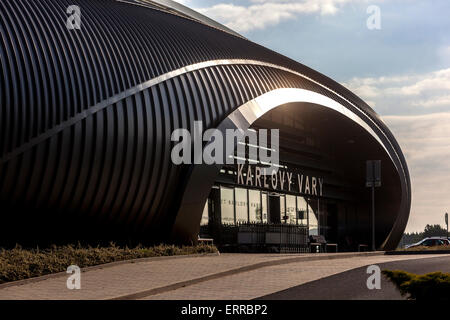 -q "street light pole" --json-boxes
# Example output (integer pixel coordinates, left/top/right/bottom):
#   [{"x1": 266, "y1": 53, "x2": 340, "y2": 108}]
[
  {"x1": 372, "y1": 185, "x2": 375, "y2": 251},
  {"x1": 445, "y1": 212, "x2": 448, "y2": 239},
  {"x1": 366, "y1": 160, "x2": 381, "y2": 252}
]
